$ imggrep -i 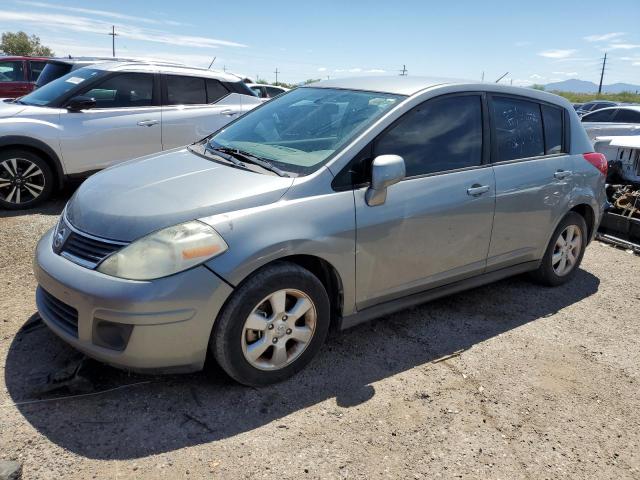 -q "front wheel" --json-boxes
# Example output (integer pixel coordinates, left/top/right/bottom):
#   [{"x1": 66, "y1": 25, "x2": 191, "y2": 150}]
[
  {"x1": 0, "y1": 149, "x2": 54, "y2": 210},
  {"x1": 210, "y1": 262, "x2": 331, "y2": 386},
  {"x1": 530, "y1": 212, "x2": 588, "y2": 286}
]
